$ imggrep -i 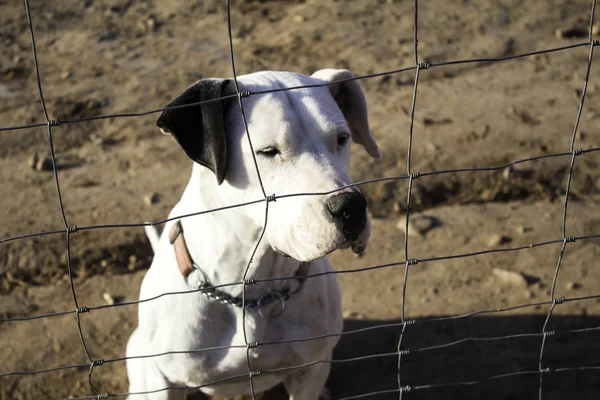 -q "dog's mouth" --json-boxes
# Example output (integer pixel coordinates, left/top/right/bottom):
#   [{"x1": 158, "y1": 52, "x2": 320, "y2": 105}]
[{"x1": 272, "y1": 236, "x2": 366, "y2": 263}]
